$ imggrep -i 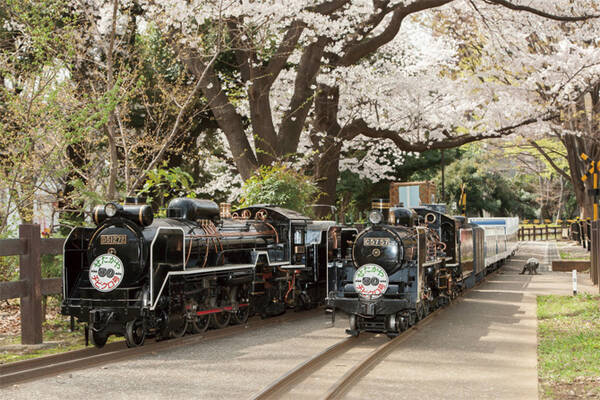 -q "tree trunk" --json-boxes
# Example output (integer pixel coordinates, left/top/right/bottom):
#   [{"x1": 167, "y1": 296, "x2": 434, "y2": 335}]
[
  {"x1": 312, "y1": 85, "x2": 344, "y2": 218},
  {"x1": 249, "y1": 83, "x2": 278, "y2": 166},
  {"x1": 182, "y1": 55, "x2": 259, "y2": 181},
  {"x1": 105, "y1": 123, "x2": 119, "y2": 200},
  {"x1": 314, "y1": 141, "x2": 343, "y2": 218}
]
